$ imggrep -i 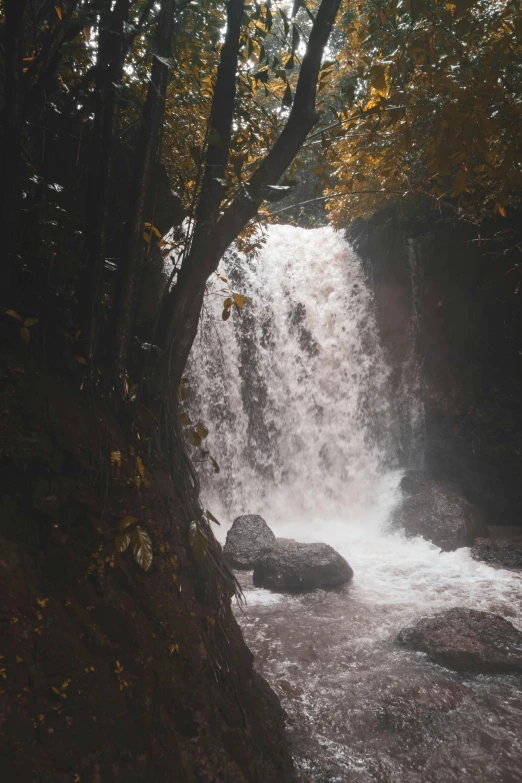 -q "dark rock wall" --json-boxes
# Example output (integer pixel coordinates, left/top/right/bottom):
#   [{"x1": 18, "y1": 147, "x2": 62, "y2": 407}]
[{"x1": 348, "y1": 209, "x2": 522, "y2": 526}]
